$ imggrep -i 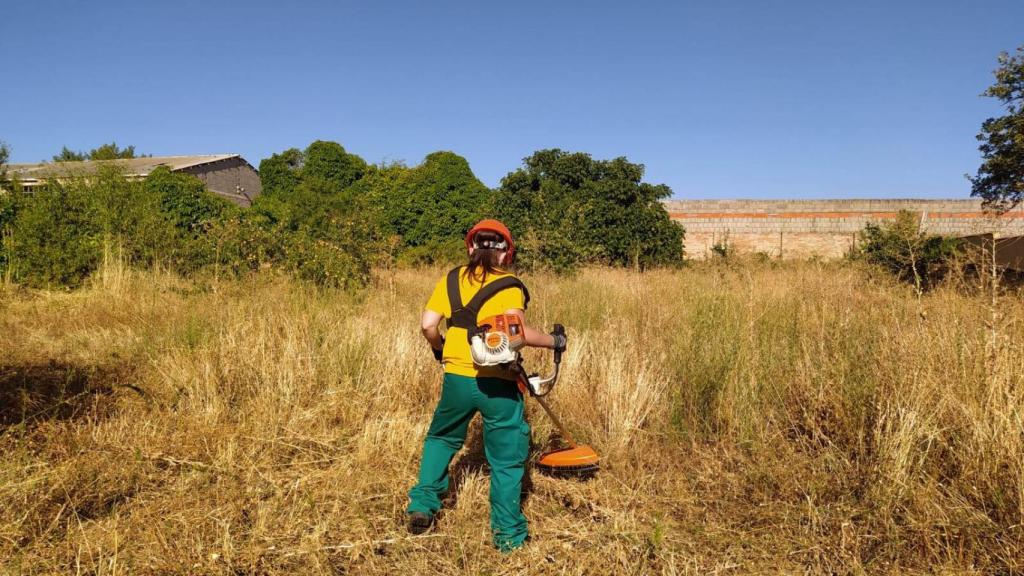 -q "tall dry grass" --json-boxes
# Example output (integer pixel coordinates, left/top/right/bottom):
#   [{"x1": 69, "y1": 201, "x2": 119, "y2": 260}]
[{"x1": 0, "y1": 259, "x2": 1021, "y2": 574}]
